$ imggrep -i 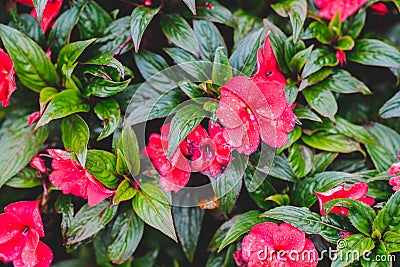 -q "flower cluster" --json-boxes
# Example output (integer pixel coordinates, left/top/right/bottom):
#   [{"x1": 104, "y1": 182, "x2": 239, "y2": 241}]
[
  {"x1": 314, "y1": 0, "x2": 368, "y2": 22},
  {"x1": 0, "y1": 201, "x2": 52, "y2": 267},
  {"x1": 143, "y1": 122, "x2": 232, "y2": 192},
  {"x1": 315, "y1": 182, "x2": 375, "y2": 216},
  {"x1": 234, "y1": 222, "x2": 318, "y2": 267},
  {"x1": 0, "y1": 49, "x2": 16, "y2": 107},
  {"x1": 388, "y1": 153, "x2": 400, "y2": 191},
  {"x1": 217, "y1": 36, "x2": 295, "y2": 154}
]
